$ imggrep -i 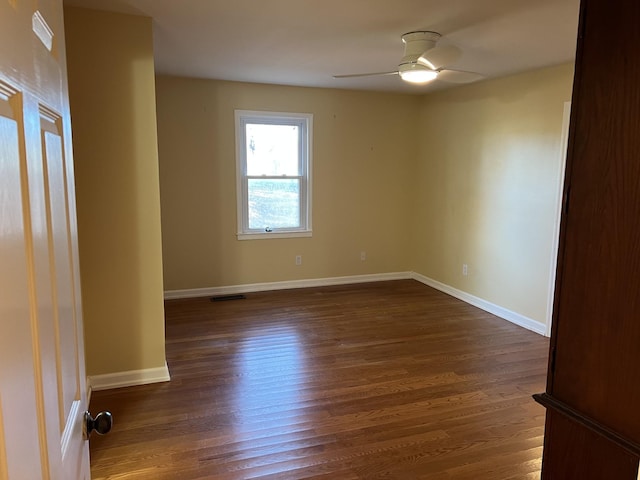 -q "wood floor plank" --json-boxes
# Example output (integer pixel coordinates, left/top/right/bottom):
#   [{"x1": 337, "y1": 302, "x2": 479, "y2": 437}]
[{"x1": 89, "y1": 280, "x2": 548, "y2": 479}]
